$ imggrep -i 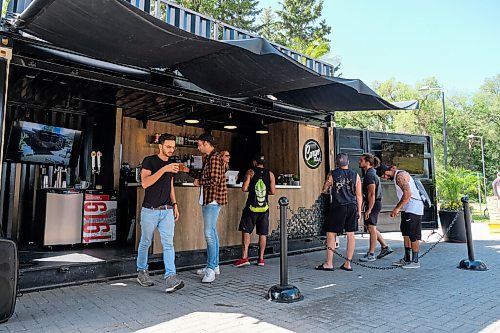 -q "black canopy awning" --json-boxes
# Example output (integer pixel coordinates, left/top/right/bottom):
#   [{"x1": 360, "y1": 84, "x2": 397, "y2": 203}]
[{"x1": 14, "y1": 0, "x2": 413, "y2": 111}]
